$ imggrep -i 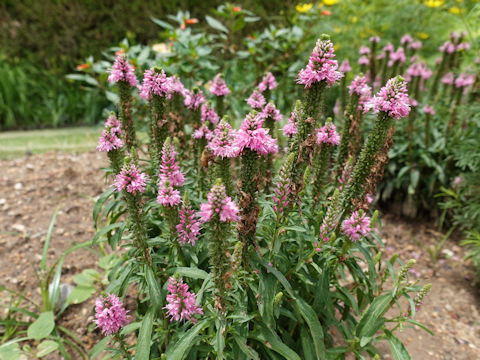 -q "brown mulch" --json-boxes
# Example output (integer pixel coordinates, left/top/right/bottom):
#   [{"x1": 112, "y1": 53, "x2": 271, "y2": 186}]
[{"x1": 0, "y1": 151, "x2": 479, "y2": 359}]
